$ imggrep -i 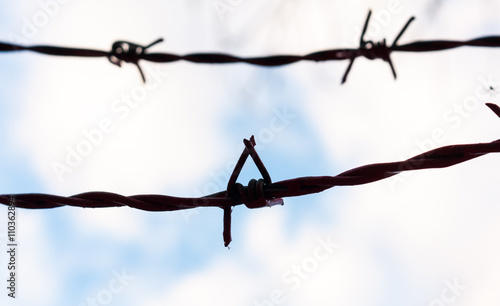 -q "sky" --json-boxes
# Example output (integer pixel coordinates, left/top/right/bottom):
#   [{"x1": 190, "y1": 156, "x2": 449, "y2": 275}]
[{"x1": 1, "y1": 0, "x2": 500, "y2": 305}]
